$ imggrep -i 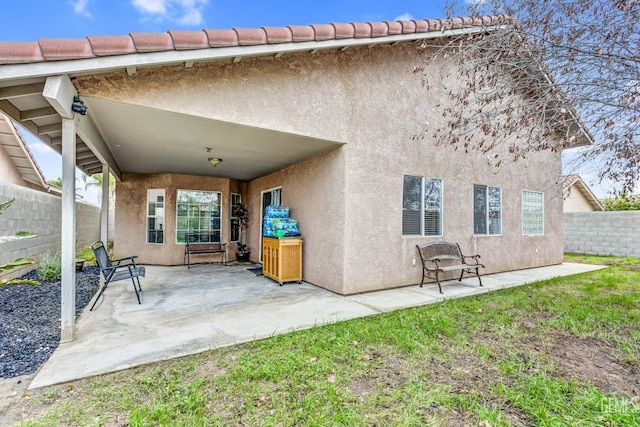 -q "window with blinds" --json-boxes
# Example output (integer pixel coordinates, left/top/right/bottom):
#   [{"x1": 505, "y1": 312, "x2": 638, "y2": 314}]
[
  {"x1": 474, "y1": 185, "x2": 502, "y2": 235},
  {"x1": 522, "y1": 190, "x2": 544, "y2": 235},
  {"x1": 403, "y1": 175, "x2": 443, "y2": 236}
]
